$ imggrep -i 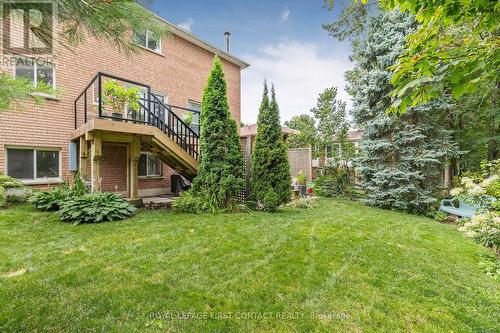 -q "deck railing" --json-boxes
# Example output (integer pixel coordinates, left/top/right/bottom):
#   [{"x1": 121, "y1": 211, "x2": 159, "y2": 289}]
[{"x1": 74, "y1": 72, "x2": 200, "y2": 161}]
